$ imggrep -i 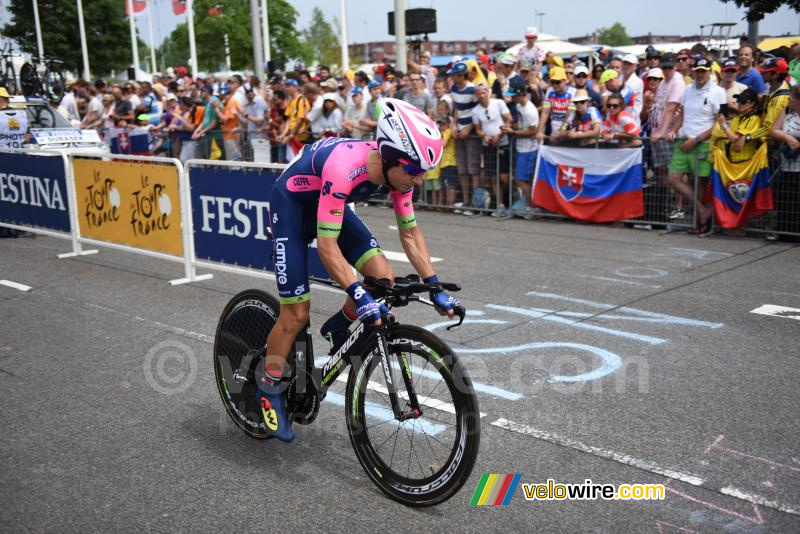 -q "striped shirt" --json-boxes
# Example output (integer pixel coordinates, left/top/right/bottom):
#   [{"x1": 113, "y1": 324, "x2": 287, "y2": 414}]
[
  {"x1": 451, "y1": 82, "x2": 477, "y2": 132},
  {"x1": 752, "y1": 80, "x2": 790, "y2": 140}
]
